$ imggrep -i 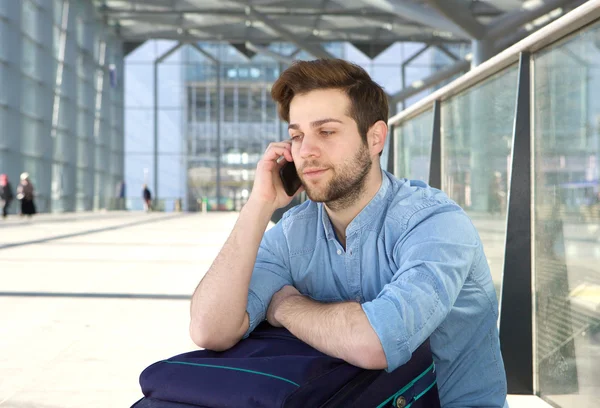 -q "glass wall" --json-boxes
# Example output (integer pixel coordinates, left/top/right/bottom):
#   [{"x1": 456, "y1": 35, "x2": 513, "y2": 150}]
[
  {"x1": 441, "y1": 67, "x2": 519, "y2": 298},
  {"x1": 124, "y1": 41, "x2": 296, "y2": 212},
  {"x1": 393, "y1": 109, "x2": 433, "y2": 182},
  {"x1": 0, "y1": 0, "x2": 123, "y2": 213},
  {"x1": 390, "y1": 11, "x2": 600, "y2": 407},
  {"x1": 129, "y1": 41, "x2": 456, "y2": 212},
  {"x1": 533, "y1": 21, "x2": 600, "y2": 407}
]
